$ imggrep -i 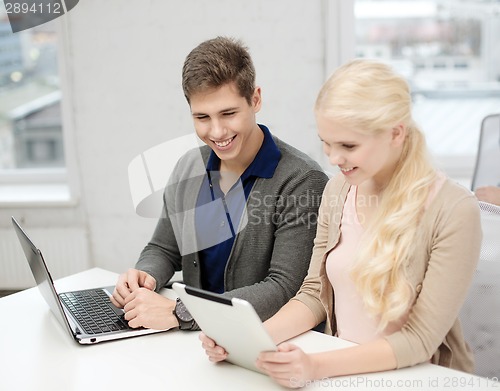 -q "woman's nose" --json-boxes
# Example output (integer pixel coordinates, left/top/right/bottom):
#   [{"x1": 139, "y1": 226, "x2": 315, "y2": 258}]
[{"x1": 328, "y1": 151, "x2": 344, "y2": 166}]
